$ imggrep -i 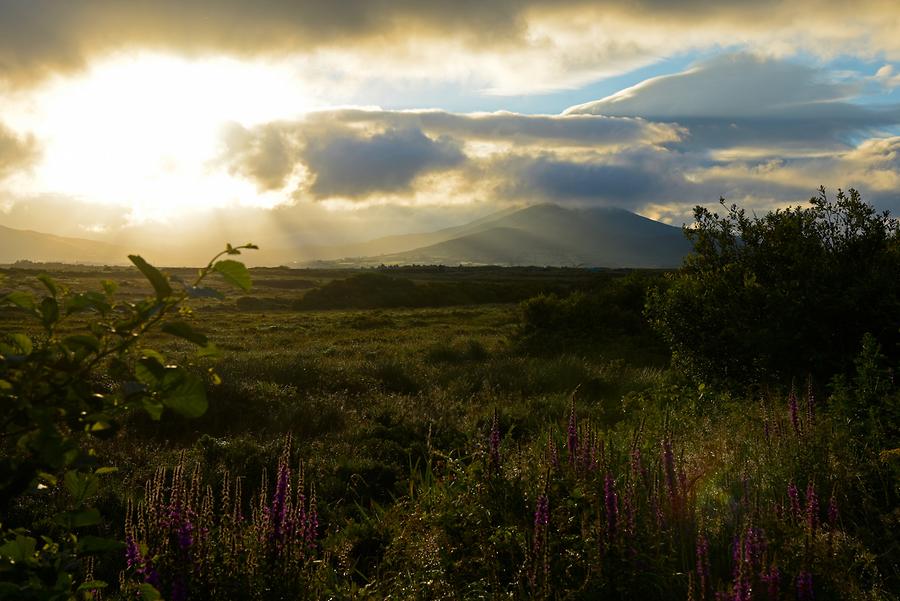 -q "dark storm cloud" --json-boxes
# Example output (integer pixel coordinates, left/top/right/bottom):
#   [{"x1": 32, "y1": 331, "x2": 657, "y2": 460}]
[
  {"x1": 218, "y1": 109, "x2": 682, "y2": 198},
  {"x1": 566, "y1": 54, "x2": 900, "y2": 151},
  {"x1": 1, "y1": 1, "x2": 899, "y2": 88},
  {"x1": 303, "y1": 127, "x2": 464, "y2": 198},
  {"x1": 0, "y1": 122, "x2": 38, "y2": 179},
  {"x1": 310, "y1": 109, "x2": 684, "y2": 146}
]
